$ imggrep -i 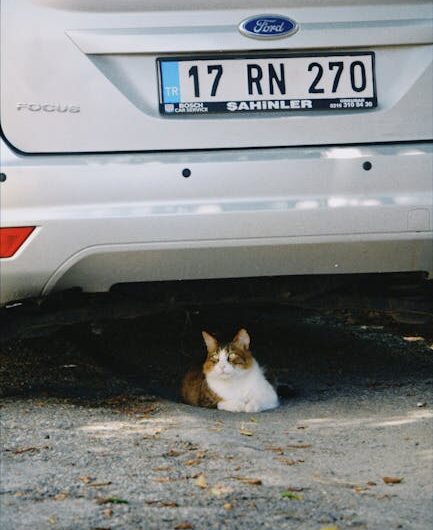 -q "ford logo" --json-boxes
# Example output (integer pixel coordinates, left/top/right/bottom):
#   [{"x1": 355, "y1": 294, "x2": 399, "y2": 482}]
[{"x1": 239, "y1": 14, "x2": 298, "y2": 40}]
